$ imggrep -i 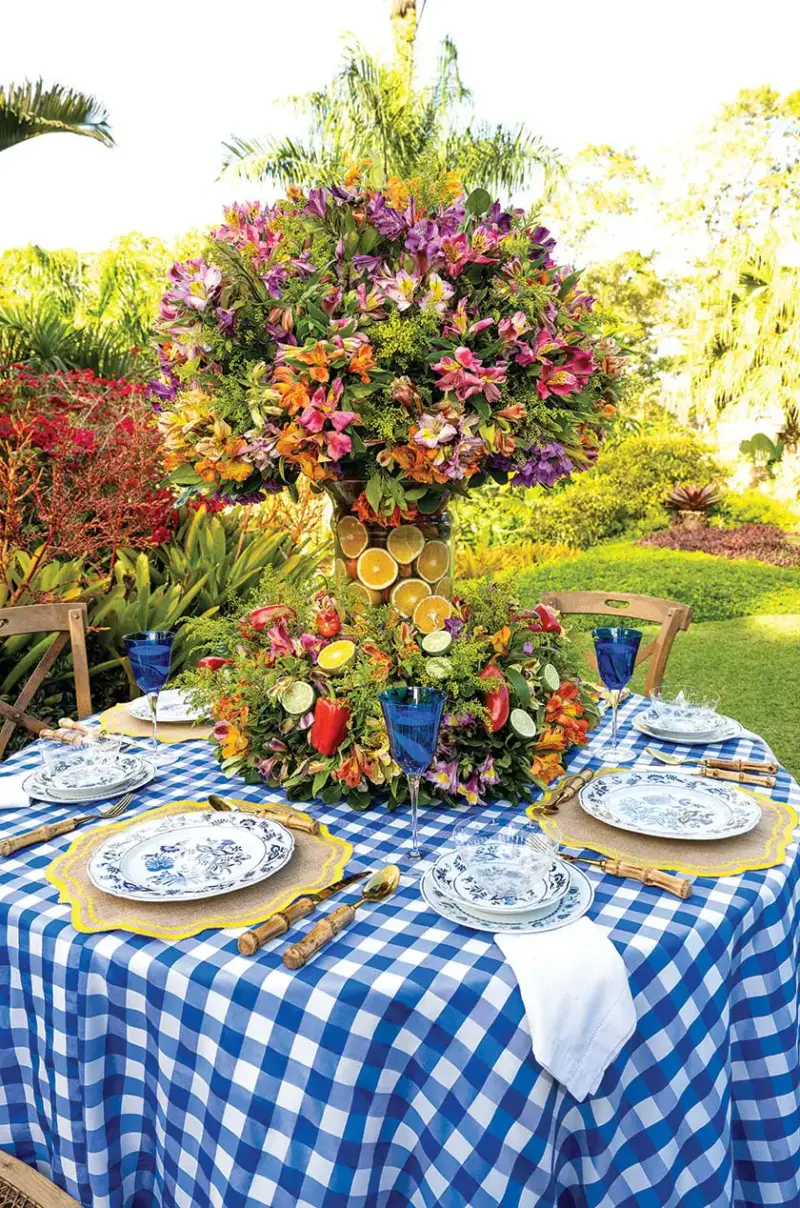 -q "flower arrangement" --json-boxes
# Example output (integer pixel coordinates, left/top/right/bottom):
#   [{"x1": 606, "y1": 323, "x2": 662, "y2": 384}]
[
  {"x1": 181, "y1": 572, "x2": 597, "y2": 811},
  {"x1": 151, "y1": 172, "x2": 623, "y2": 516}
]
